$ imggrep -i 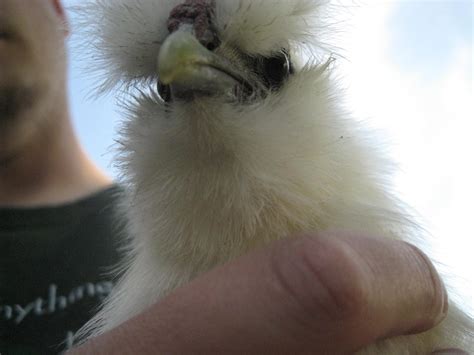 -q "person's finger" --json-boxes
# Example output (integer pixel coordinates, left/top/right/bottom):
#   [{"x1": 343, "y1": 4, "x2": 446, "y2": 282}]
[
  {"x1": 431, "y1": 349, "x2": 470, "y2": 354},
  {"x1": 70, "y1": 231, "x2": 447, "y2": 354}
]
